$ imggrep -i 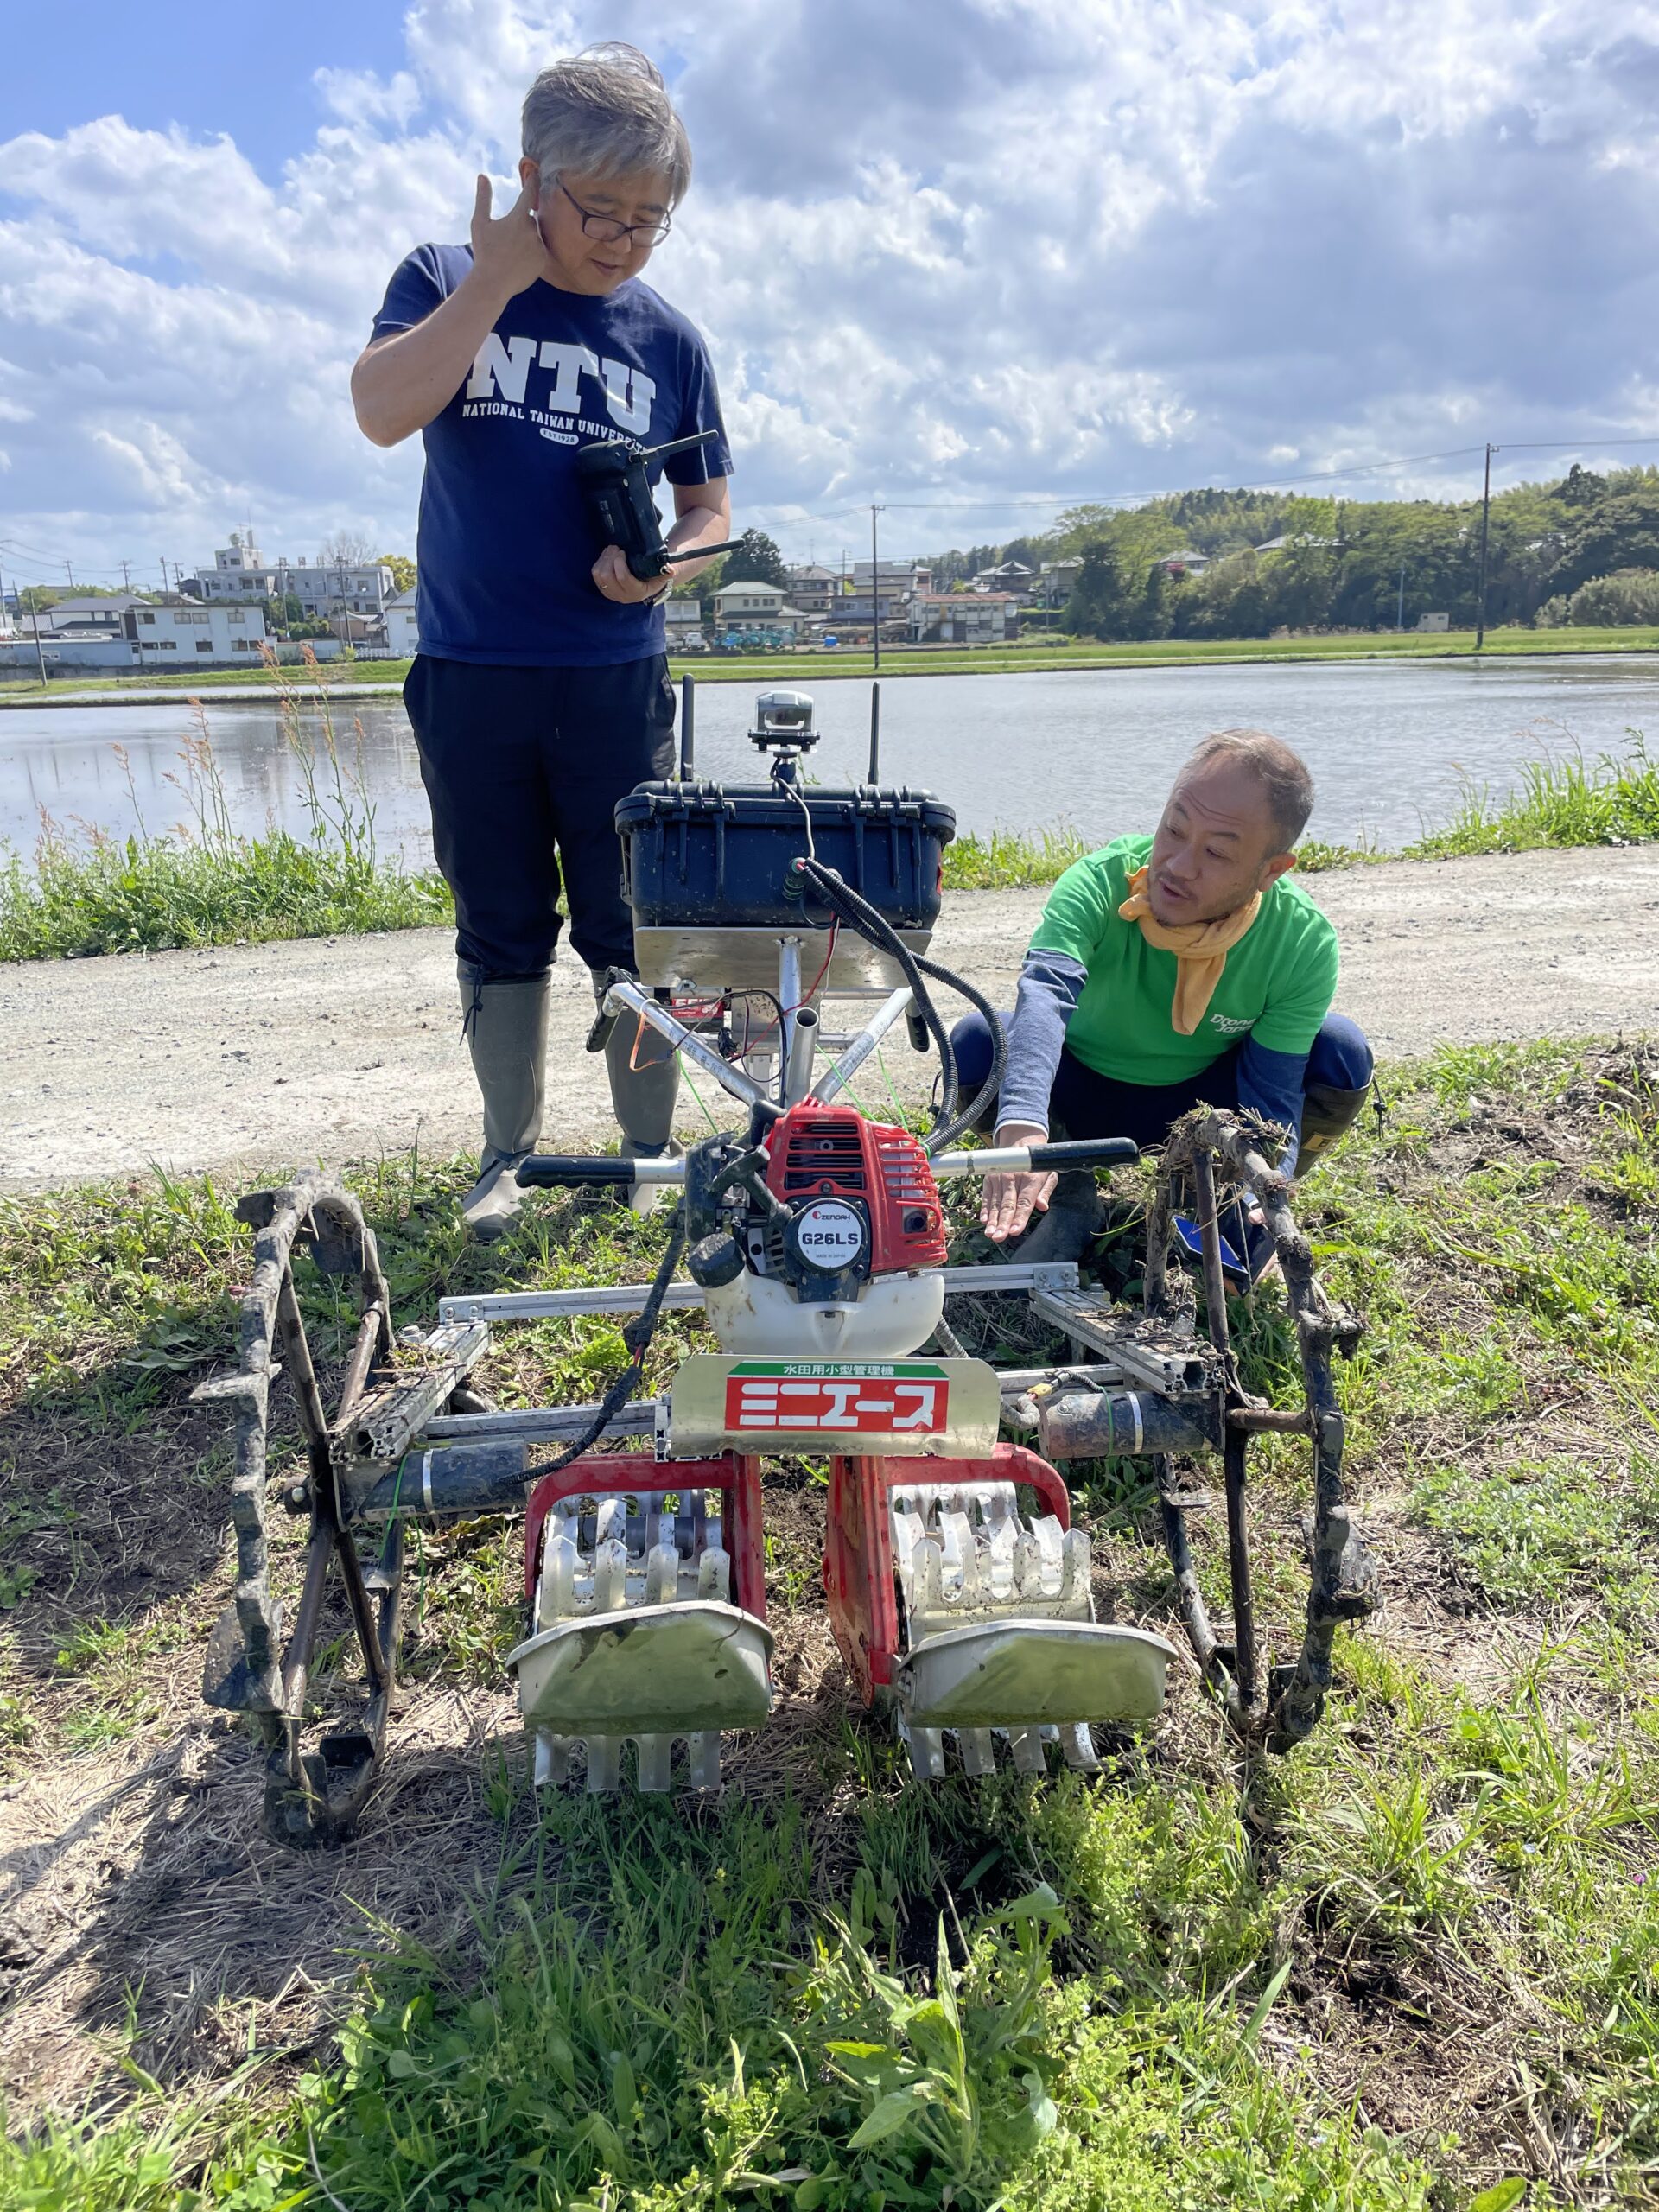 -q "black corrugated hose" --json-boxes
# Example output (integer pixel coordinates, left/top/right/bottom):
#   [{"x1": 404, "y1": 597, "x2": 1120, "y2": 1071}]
[{"x1": 793, "y1": 857, "x2": 1007, "y2": 1154}]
